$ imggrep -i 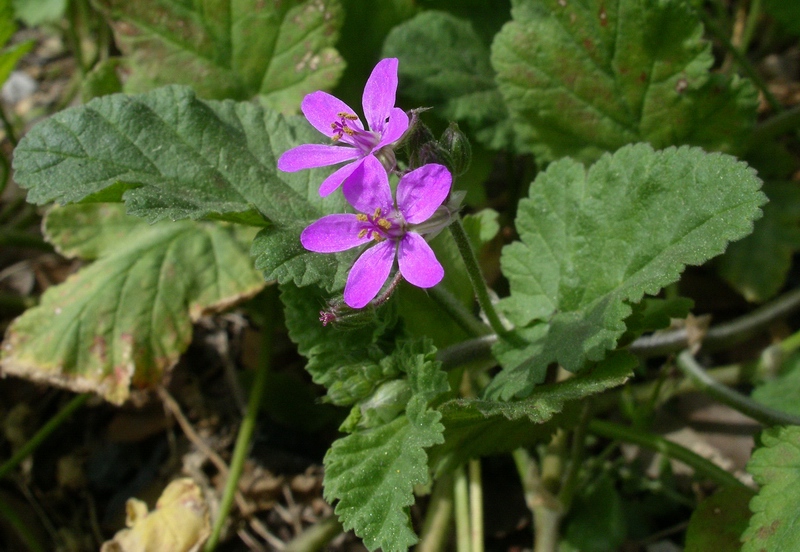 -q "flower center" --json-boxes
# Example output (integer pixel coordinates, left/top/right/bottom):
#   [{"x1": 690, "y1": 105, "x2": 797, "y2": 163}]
[
  {"x1": 331, "y1": 112, "x2": 381, "y2": 154},
  {"x1": 356, "y1": 208, "x2": 405, "y2": 242}
]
